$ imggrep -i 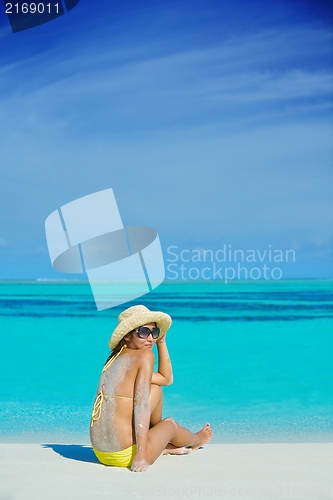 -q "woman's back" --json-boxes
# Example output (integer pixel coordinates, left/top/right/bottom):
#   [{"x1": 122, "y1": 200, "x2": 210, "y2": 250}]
[{"x1": 90, "y1": 348, "x2": 152, "y2": 452}]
